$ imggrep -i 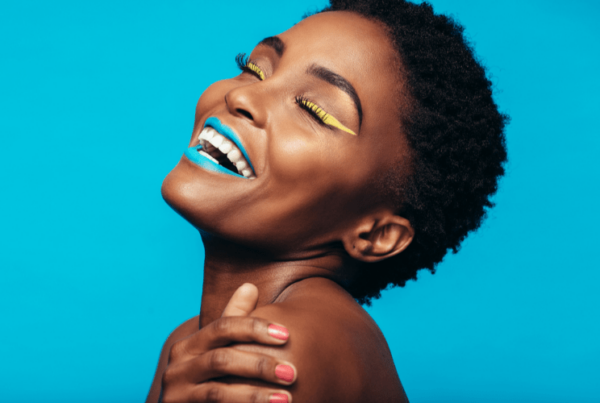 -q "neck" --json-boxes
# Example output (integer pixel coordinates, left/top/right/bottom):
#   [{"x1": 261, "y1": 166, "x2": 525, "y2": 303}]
[{"x1": 198, "y1": 232, "x2": 349, "y2": 328}]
